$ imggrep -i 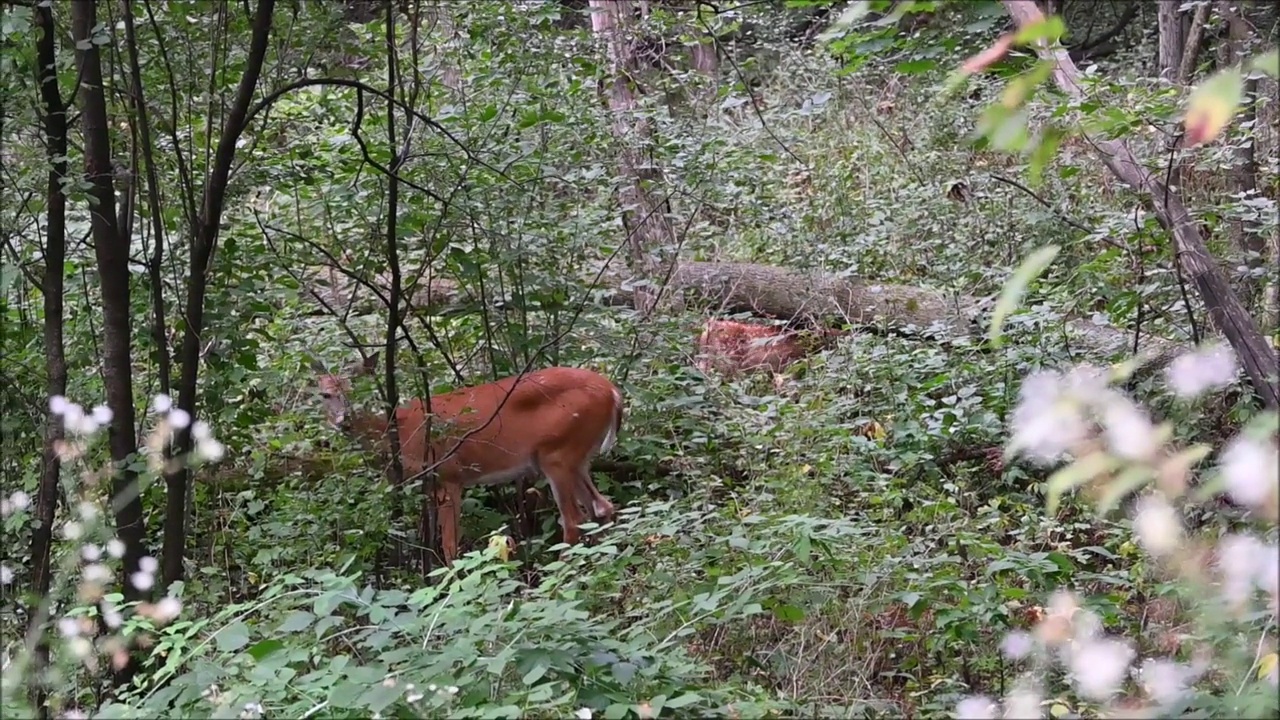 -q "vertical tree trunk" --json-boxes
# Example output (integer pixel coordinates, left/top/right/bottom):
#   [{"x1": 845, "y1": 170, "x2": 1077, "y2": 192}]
[
  {"x1": 30, "y1": 5, "x2": 69, "y2": 715},
  {"x1": 69, "y1": 0, "x2": 147, "y2": 601},
  {"x1": 1157, "y1": 1, "x2": 1184, "y2": 81},
  {"x1": 589, "y1": 0, "x2": 676, "y2": 311},
  {"x1": 162, "y1": 0, "x2": 276, "y2": 588},
  {"x1": 1217, "y1": 0, "x2": 1263, "y2": 304}
]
